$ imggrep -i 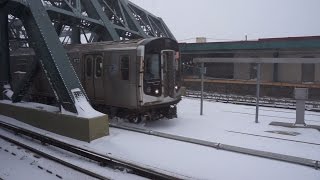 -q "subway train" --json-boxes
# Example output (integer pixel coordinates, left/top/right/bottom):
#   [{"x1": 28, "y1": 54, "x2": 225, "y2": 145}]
[{"x1": 10, "y1": 37, "x2": 183, "y2": 123}]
